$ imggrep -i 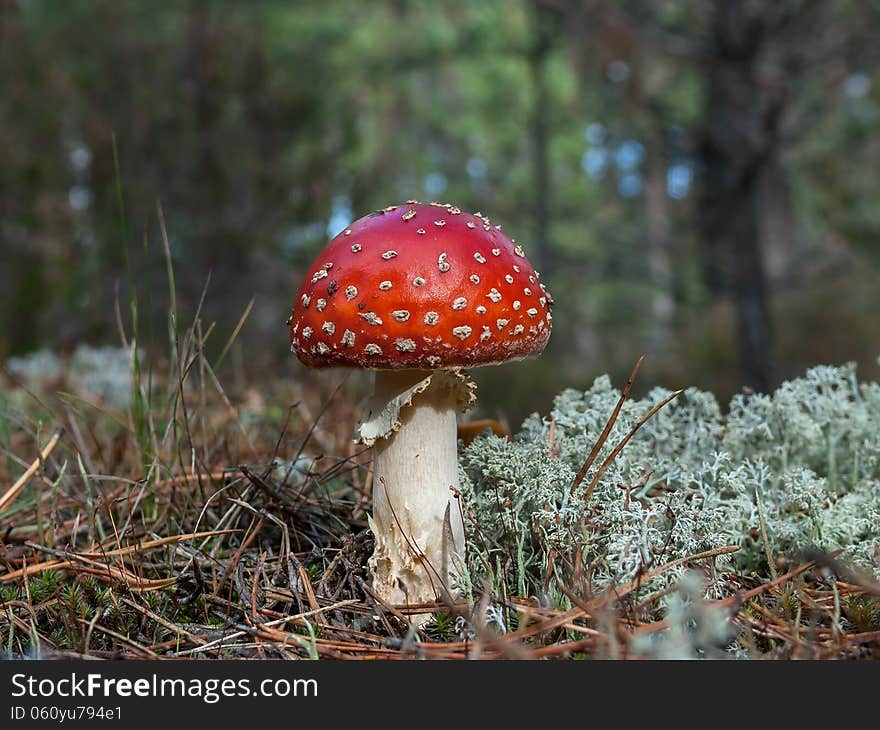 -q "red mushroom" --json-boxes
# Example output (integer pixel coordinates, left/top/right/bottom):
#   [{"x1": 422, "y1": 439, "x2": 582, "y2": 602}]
[{"x1": 290, "y1": 201, "x2": 552, "y2": 613}]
